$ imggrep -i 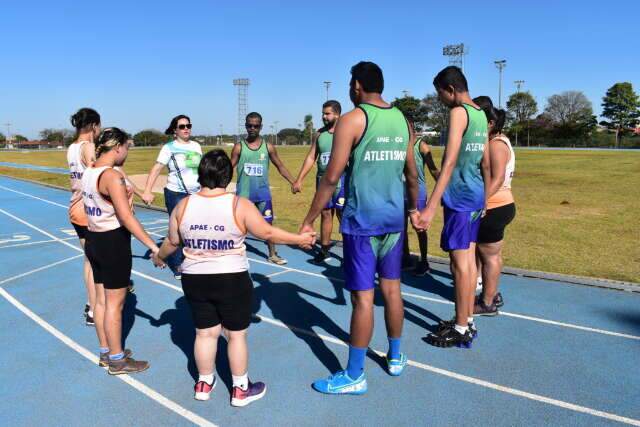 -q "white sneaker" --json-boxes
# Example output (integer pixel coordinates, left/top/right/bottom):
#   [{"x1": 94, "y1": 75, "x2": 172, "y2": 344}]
[{"x1": 475, "y1": 276, "x2": 483, "y2": 293}]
